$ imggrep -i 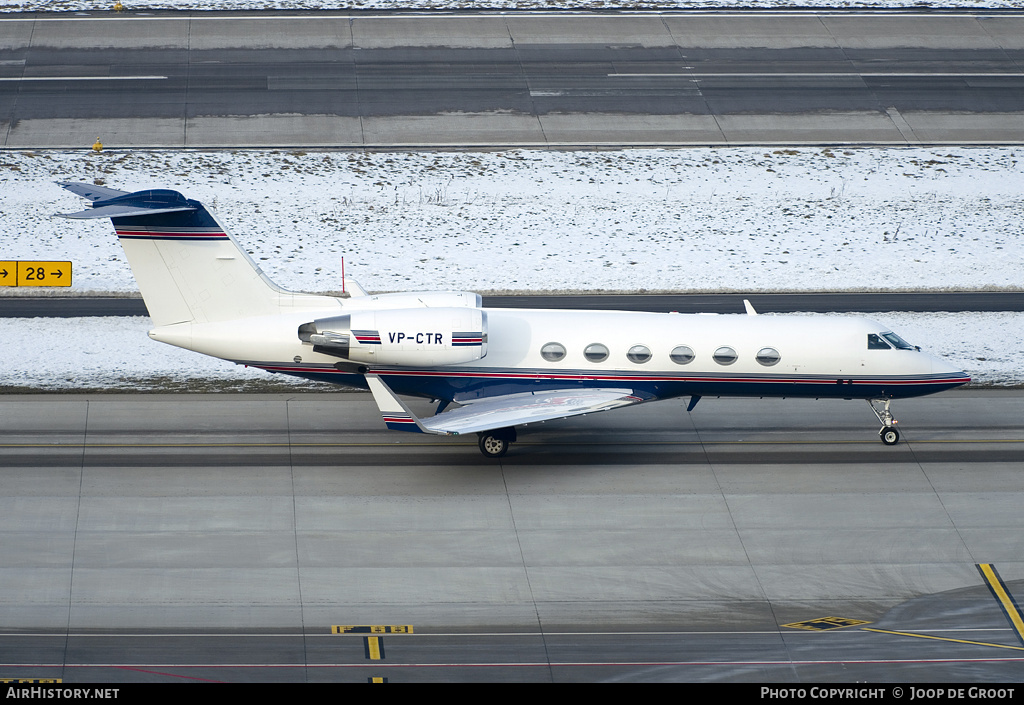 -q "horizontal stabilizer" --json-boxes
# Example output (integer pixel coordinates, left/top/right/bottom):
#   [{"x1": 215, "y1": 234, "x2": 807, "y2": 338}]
[
  {"x1": 56, "y1": 181, "x2": 130, "y2": 201},
  {"x1": 54, "y1": 182, "x2": 197, "y2": 220},
  {"x1": 56, "y1": 204, "x2": 196, "y2": 220}
]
